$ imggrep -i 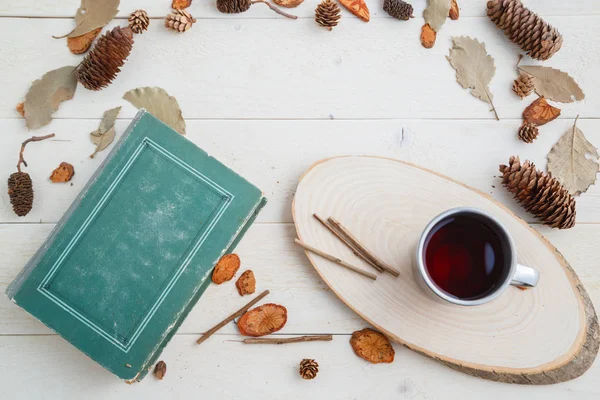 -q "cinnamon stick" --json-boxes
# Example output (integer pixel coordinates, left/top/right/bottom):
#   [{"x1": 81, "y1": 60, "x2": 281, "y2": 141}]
[
  {"x1": 242, "y1": 335, "x2": 333, "y2": 344},
  {"x1": 313, "y1": 214, "x2": 383, "y2": 273},
  {"x1": 327, "y1": 217, "x2": 400, "y2": 277},
  {"x1": 196, "y1": 289, "x2": 270, "y2": 345},
  {"x1": 294, "y1": 239, "x2": 377, "y2": 280}
]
